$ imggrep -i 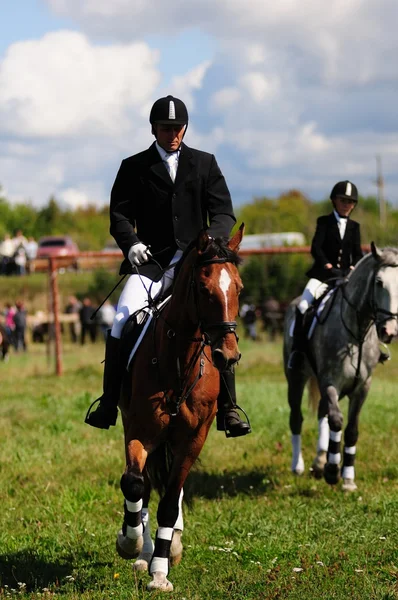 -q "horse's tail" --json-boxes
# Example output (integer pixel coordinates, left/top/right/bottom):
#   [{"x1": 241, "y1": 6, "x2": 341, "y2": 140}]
[
  {"x1": 307, "y1": 375, "x2": 320, "y2": 415},
  {"x1": 145, "y1": 441, "x2": 173, "y2": 498}
]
